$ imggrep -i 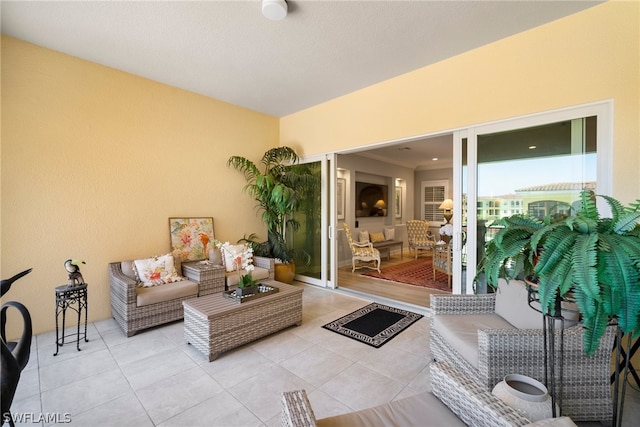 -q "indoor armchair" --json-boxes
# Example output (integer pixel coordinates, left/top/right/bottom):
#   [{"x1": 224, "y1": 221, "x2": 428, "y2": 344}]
[
  {"x1": 343, "y1": 223, "x2": 381, "y2": 273},
  {"x1": 406, "y1": 219, "x2": 436, "y2": 258}
]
